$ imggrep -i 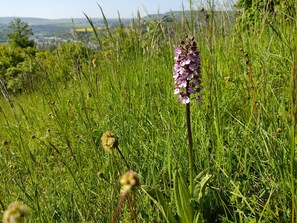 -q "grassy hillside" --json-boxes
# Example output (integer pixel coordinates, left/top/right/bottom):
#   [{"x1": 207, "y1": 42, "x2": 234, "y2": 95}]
[{"x1": 0, "y1": 6, "x2": 297, "y2": 223}]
